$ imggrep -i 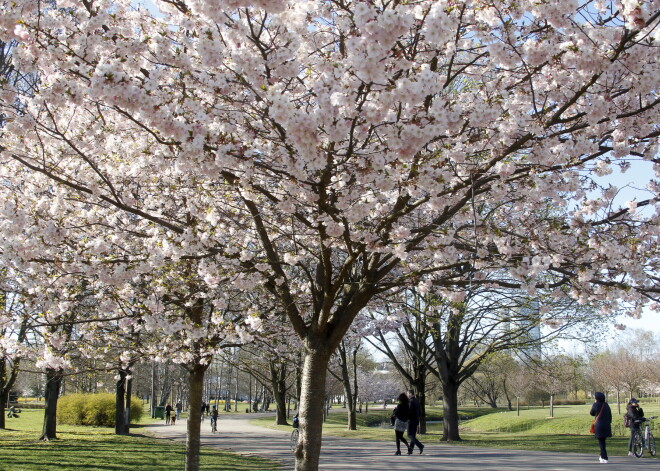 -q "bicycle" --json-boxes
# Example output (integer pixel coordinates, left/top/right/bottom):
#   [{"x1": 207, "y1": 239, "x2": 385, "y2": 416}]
[
  {"x1": 290, "y1": 428, "x2": 300, "y2": 452},
  {"x1": 290, "y1": 414, "x2": 300, "y2": 453},
  {"x1": 210, "y1": 416, "x2": 218, "y2": 433},
  {"x1": 631, "y1": 416, "x2": 656, "y2": 458}
]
